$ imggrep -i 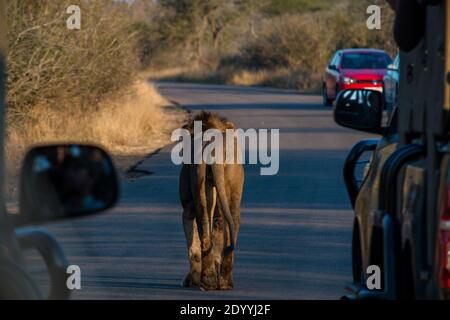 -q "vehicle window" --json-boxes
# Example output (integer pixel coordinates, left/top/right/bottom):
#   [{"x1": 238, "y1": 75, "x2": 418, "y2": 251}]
[
  {"x1": 341, "y1": 53, "x2": 391, "y2": 69},
  {"x1": 394, "y1": 54, "x2": 400, "y2": 69},
  {"x1": 334, "y1": 53, "x2": 341, "y2": 68},
  {"x1": 330, "y1": 53, "x2": 338, "y2": 67}
]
